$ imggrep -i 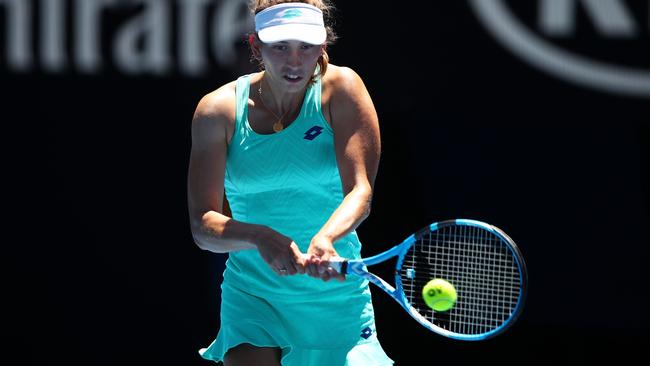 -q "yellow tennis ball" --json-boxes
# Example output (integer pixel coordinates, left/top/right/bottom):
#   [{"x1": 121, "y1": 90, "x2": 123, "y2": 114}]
[{"x1": 422, "y1": 279, "x2": 457, "y2": 312}]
